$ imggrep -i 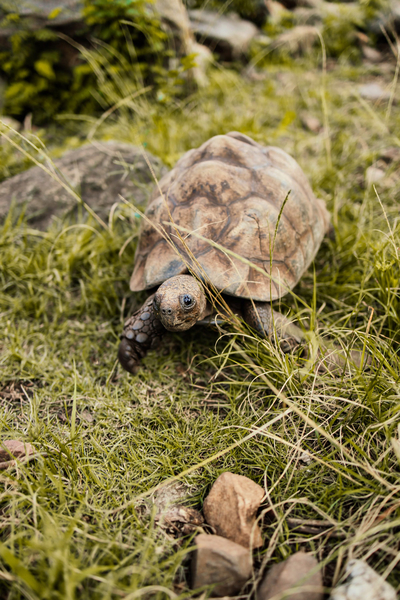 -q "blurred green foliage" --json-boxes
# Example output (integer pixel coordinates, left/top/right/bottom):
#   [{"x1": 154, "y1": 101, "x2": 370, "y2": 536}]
[{"x1": 0, "y1": 0, "x2": 189, "y2": 124}]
